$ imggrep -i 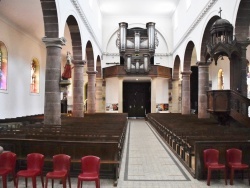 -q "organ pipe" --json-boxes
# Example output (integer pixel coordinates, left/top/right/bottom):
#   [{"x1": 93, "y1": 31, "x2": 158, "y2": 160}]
[
  {"x1": 134, "y1": 32, "x2": 140, "y2": 52},
  {"x1": 146, "y1": 22, "x2": 156, "y2": 53},
  {"x1": 119, "y1": 22, "x2": 128, "y2": 53}
]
